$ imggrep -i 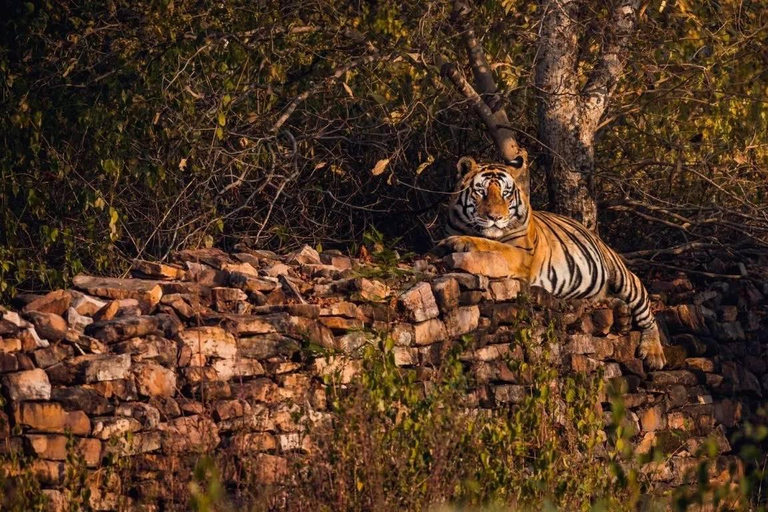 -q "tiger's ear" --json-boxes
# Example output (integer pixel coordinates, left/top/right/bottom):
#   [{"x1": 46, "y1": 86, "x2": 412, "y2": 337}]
[
  {"x1": 504, "y1": 150, "x2": 528, "y2": 181},
  {"x1": 456, "y1": 156, "x2": 477, "y2": 178}
]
